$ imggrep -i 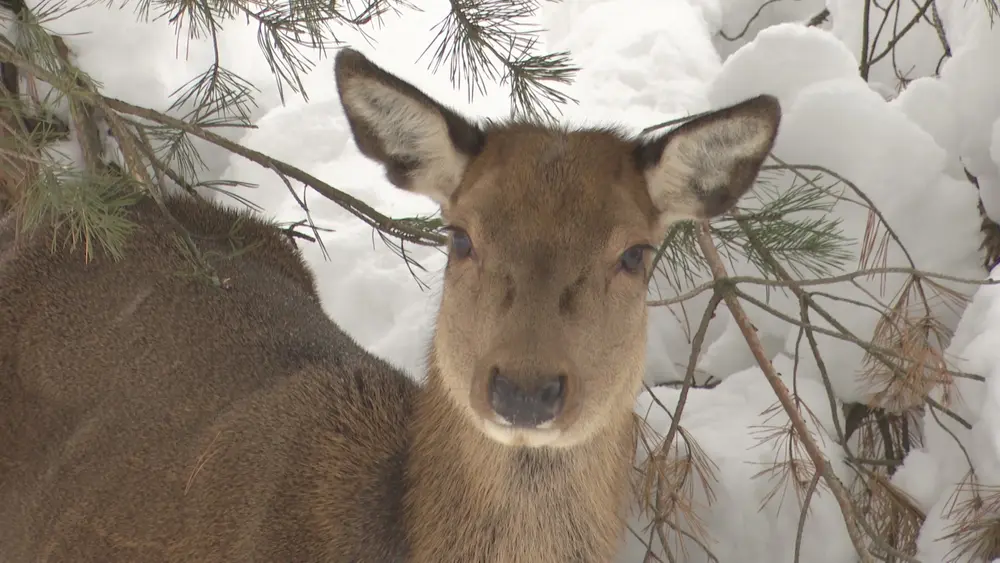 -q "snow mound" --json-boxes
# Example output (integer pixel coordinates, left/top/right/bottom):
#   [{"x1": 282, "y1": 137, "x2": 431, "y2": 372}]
[
  {"x1": 674, "y1": 24, "x2": 982, "y2": 405},
  {"x1": 897, "y1": 265, "x2": 1000, "y2": 561},
  {"x1": 539, "y1": 0, "x2": 722, "y2": 126},
  {"x1": 622, "y1": 358, "x2": 855, "y2": 563}
]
